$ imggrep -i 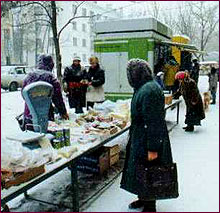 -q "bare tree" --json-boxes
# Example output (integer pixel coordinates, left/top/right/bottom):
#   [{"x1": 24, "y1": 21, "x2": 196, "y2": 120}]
[
  {"x1": 3, "y1": 1, "x2": 91, "y2": 81},
  {"x1": 189, "y1": 1, "x2": 219, "y2": 60}
]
